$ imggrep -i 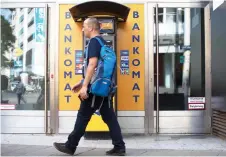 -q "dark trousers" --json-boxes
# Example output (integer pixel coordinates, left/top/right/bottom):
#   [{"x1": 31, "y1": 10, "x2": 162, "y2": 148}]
[
  {"x1": 17, "y1": 94, "x2": 22, "y2": 105},
  {"x1": 17, "y1": 93, "x2": 26, "y2": 105},
  {"x1": 66, "y1": 94, "x2": 125, "y2": 151}
]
